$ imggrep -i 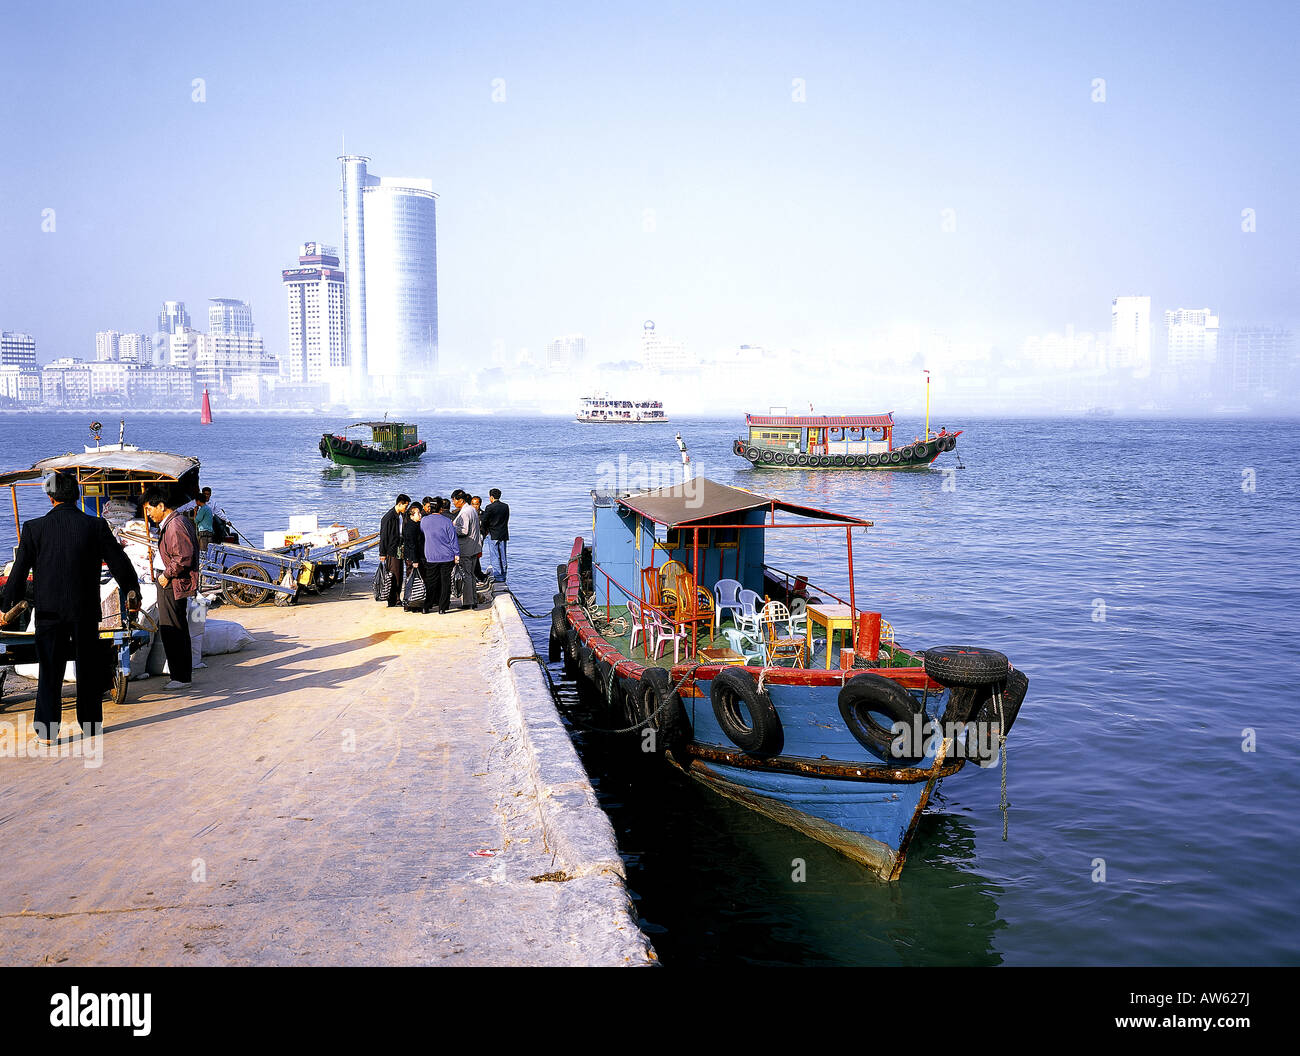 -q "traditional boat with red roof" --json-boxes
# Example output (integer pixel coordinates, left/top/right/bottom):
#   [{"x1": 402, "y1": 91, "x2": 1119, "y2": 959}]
[{"x1": 733, "y1": 412, "x2": 960, "y2": 470}]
